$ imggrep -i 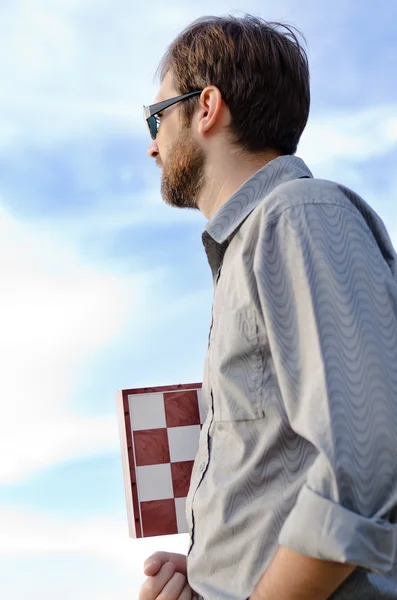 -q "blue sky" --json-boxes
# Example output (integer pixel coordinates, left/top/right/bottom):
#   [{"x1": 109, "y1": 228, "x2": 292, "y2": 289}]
[{"x1": 0, "y1": 0, "x2": 396, "y2": 598}]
